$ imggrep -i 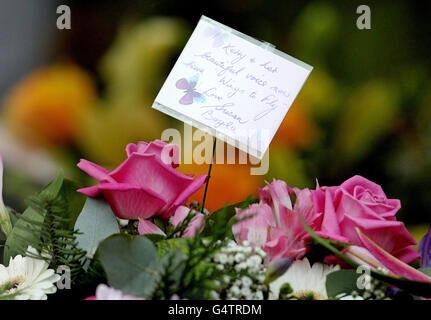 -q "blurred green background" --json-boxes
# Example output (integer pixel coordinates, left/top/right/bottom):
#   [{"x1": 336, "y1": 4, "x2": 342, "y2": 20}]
[{"x1": 0, "y1": 0, "x2": 430, "y2": 238}]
